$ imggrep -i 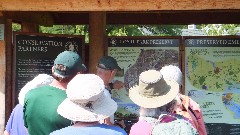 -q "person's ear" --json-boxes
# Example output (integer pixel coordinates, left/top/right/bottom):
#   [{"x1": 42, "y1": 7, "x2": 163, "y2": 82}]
[{"x1": 109, "y1": 70, "x2": 115, "y2": 80}]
